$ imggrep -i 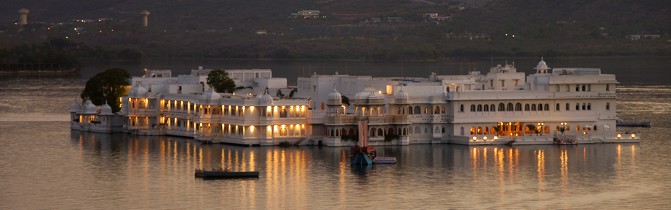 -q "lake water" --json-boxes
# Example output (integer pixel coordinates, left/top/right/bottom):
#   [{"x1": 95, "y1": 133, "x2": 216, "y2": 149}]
[{"x1": 1, "y1": 57, "x2": 670, "y2": 208}]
